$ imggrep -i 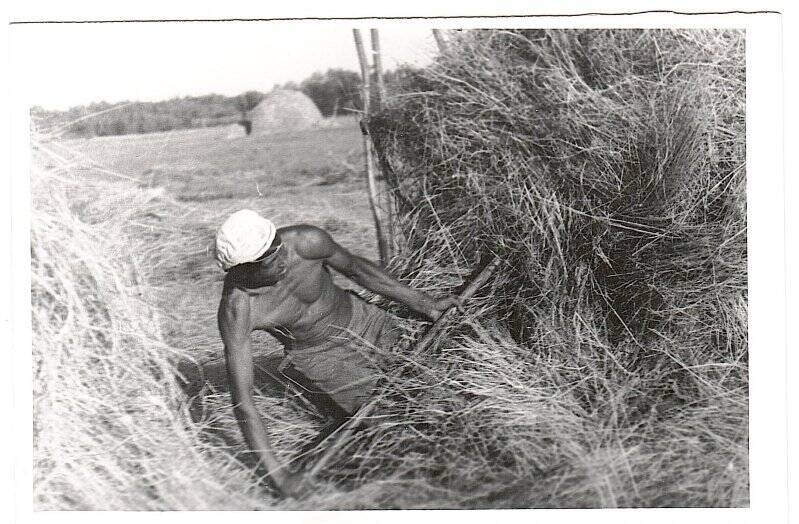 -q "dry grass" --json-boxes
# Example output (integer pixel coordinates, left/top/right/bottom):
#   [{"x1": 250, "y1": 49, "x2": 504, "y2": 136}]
[
  {"x1": 31, "y1": 148, "x2": 266, "y2": 509},
  {"x1": 364, "y1": 29, "x2": 748, "y2": 507}
]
